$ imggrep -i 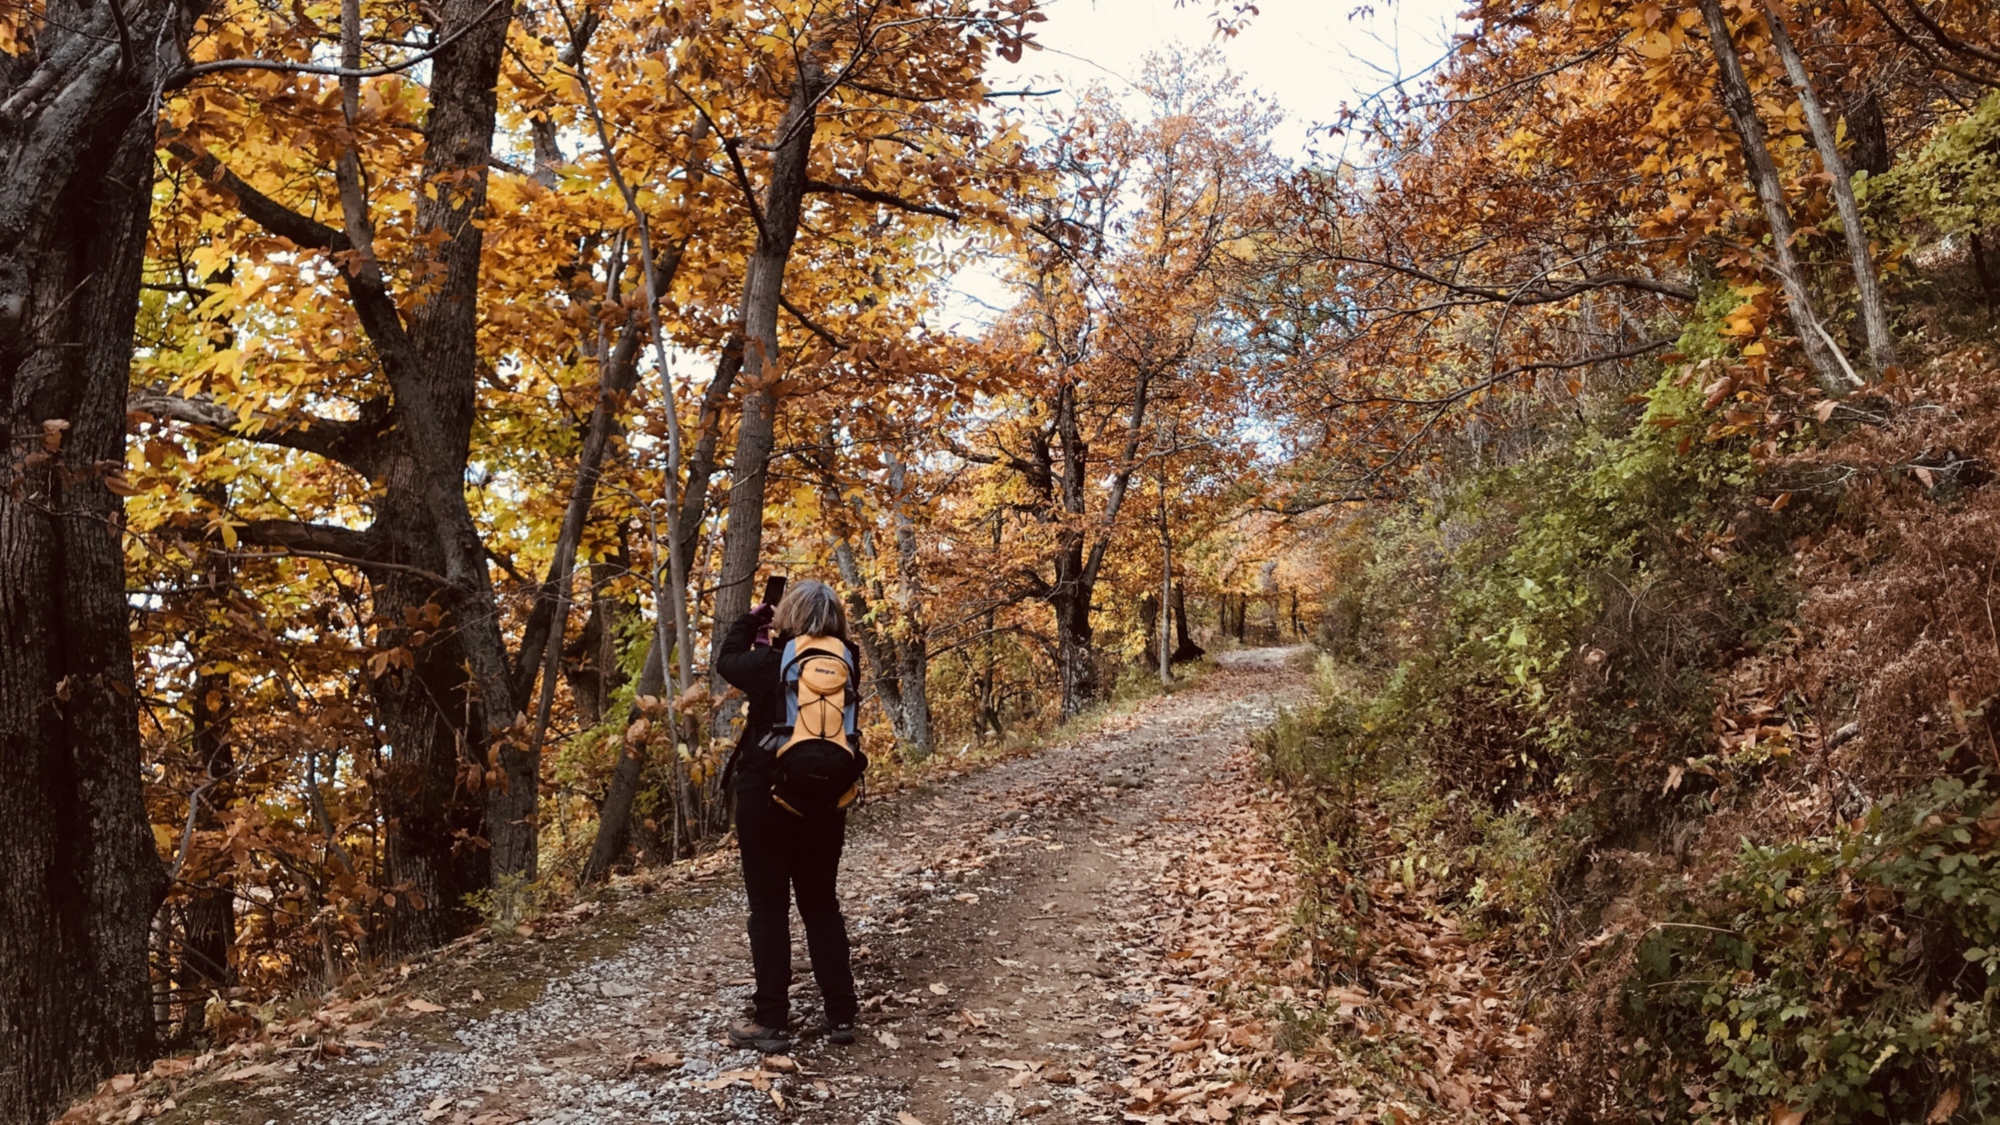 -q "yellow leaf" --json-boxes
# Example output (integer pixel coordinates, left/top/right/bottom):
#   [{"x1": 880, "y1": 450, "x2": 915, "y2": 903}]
[{"x1": 1634, "y1": 30, "x2": 1674, "y2": 59}]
